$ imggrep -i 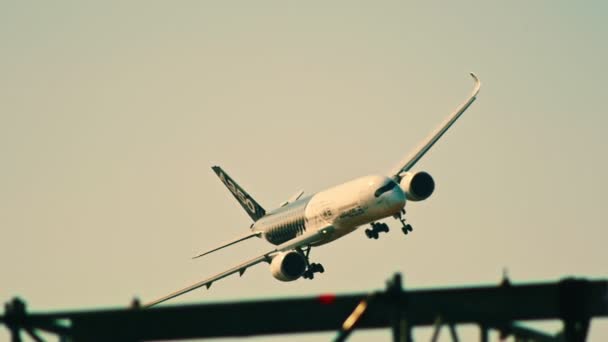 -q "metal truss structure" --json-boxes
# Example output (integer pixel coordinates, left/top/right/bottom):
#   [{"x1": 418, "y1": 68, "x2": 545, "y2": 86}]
[{"x1": 2, "y1": 274, "x2": 607, "y2": 341}]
